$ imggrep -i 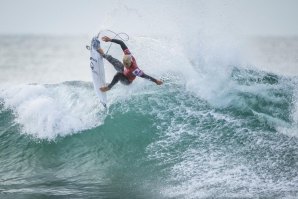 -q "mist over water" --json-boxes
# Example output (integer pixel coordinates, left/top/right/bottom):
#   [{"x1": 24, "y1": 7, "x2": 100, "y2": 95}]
[{"x1": 1, "y1": 1, "x2": 298, "y2": 198}]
